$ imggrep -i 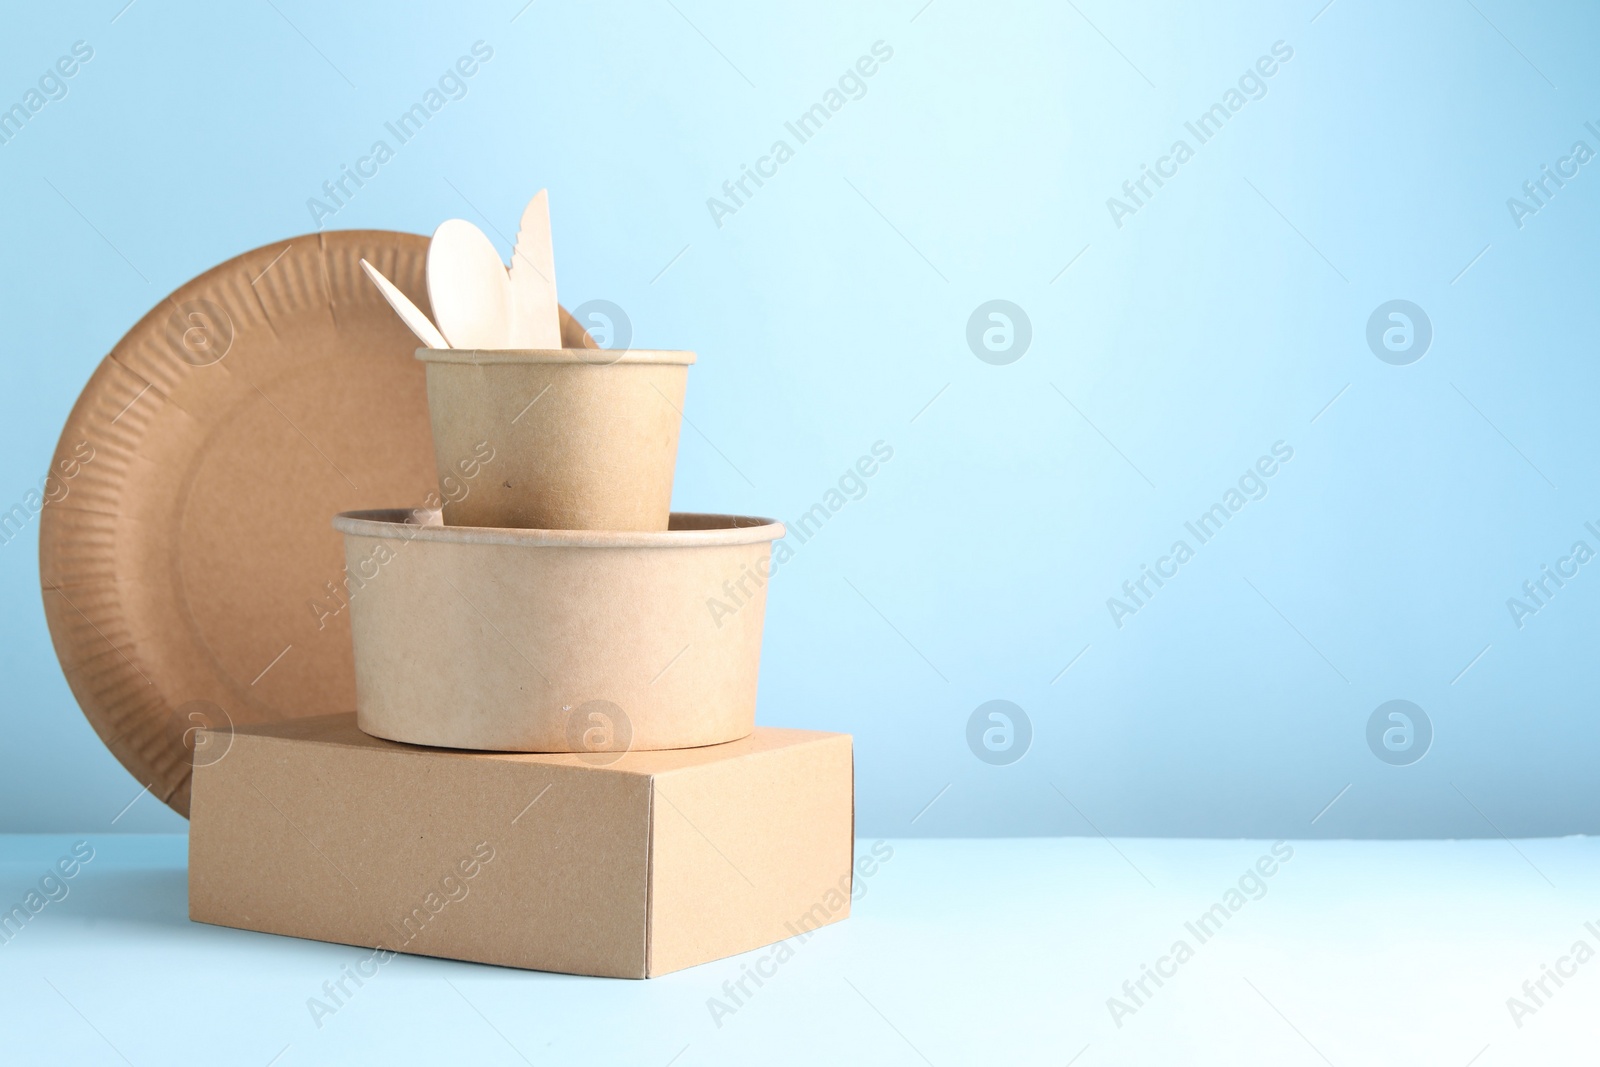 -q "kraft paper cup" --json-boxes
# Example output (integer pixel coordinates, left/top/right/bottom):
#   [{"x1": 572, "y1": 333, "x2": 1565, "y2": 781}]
[
  {"x1": 332, "y1": 508, "x2": 783, "y2": 753},
  {"x1": 417, "y1": 349, "x2": 694, "y2": 531}
]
